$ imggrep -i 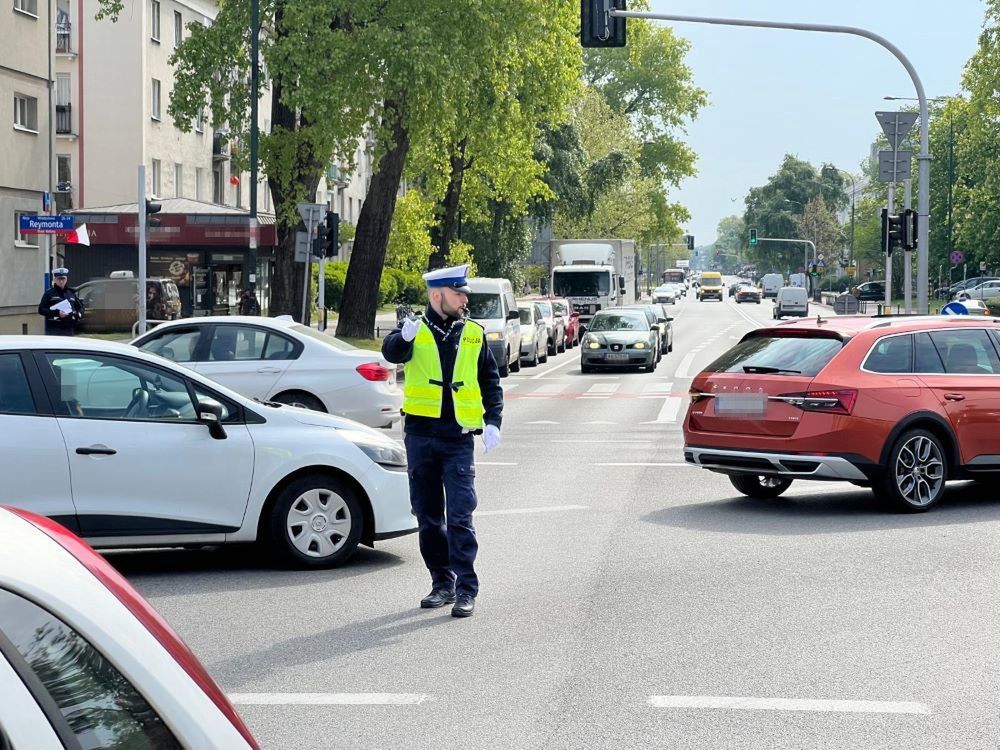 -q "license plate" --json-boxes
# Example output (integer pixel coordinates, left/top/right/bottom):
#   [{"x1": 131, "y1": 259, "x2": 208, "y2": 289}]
[
  {"x1": 606, "y1": 352, "x2": 629, "y2": 360},
  {"x1": 715, "y1": 393, "x2": 767, "y2": 417}
]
